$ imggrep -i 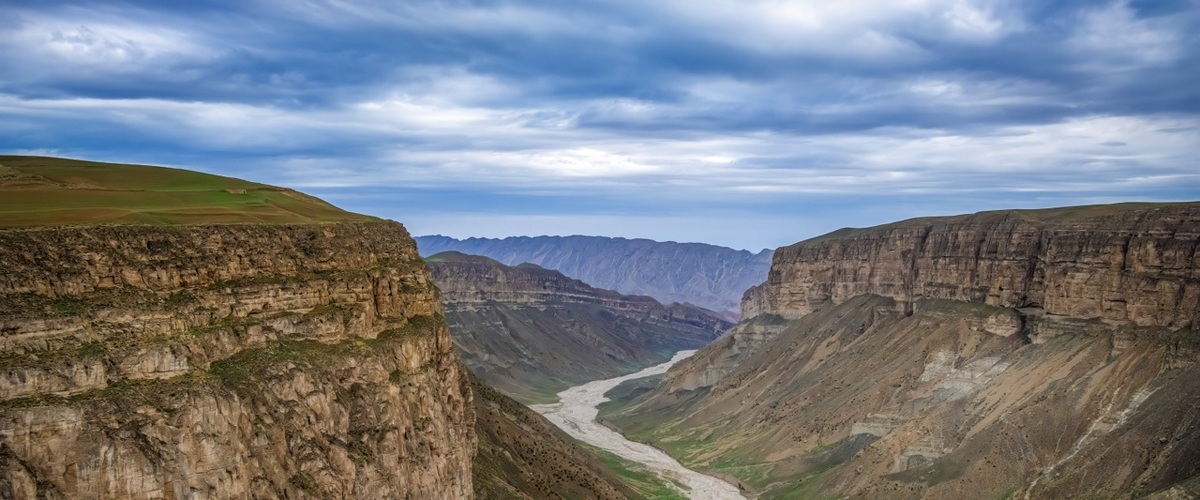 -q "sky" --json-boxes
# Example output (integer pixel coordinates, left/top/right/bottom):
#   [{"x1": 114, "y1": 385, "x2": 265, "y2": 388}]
[{"x1": 2, "y1": 0, "x2": 1198, "y2": 250}]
